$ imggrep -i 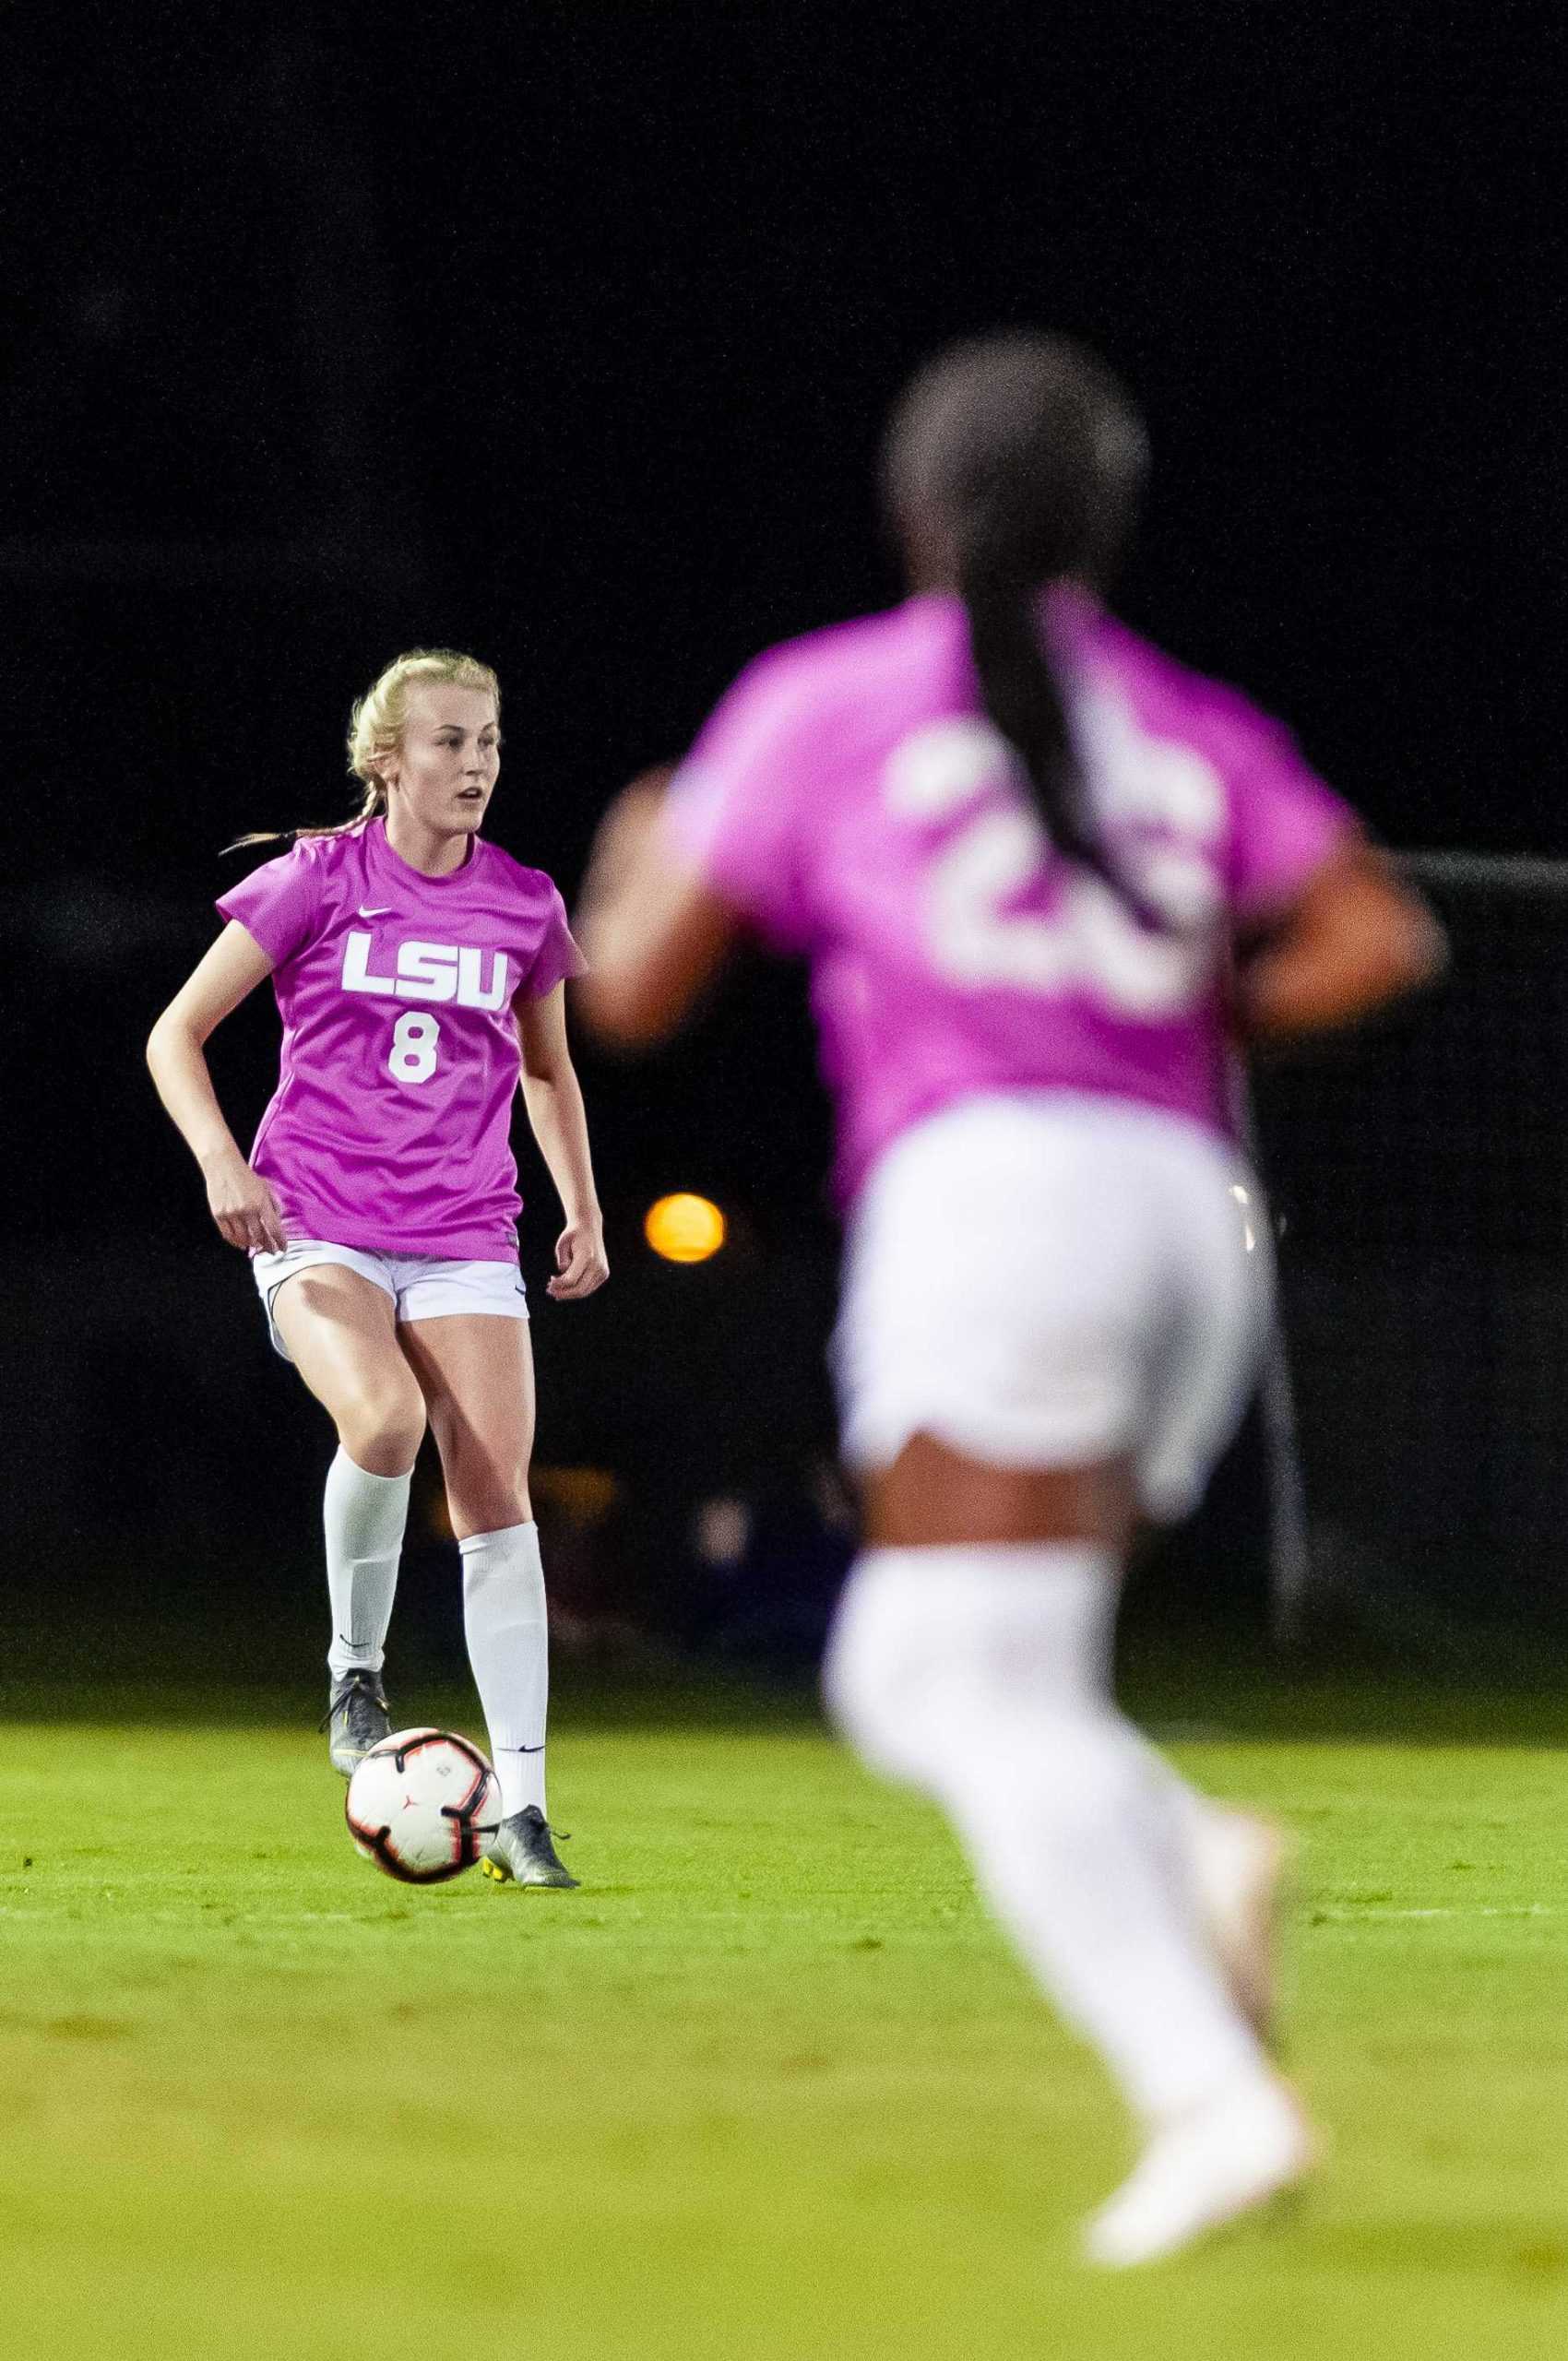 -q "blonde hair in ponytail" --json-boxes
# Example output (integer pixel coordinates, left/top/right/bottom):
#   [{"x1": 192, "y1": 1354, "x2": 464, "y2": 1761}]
[{"x1": 225, "y1": 648, "x2": 502, "y2": 853}]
